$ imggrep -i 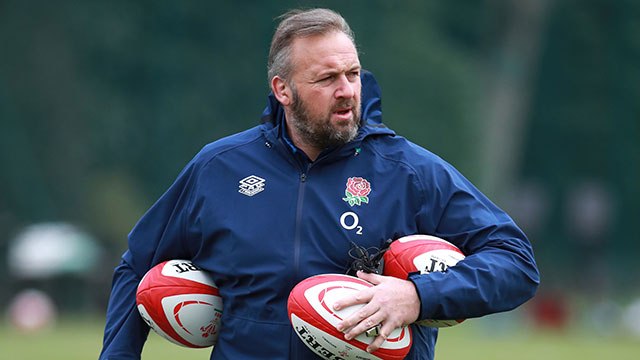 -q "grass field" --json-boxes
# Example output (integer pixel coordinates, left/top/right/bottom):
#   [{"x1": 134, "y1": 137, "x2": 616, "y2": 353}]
[{"x1": 1, "y1": 314, "x2": 638, "y2": 359}]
